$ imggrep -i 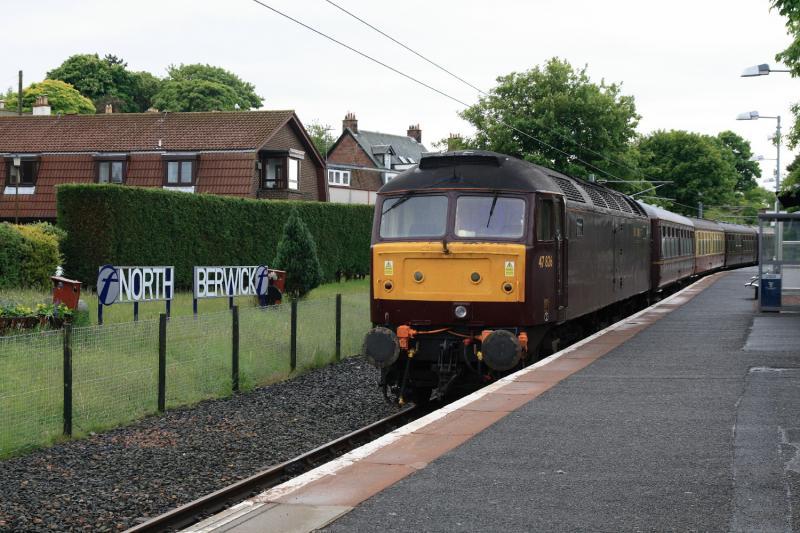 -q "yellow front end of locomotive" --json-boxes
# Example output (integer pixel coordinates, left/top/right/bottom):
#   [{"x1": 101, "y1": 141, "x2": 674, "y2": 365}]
[{"x1": 373, "y1": 242, "x2": 526, "y2": 302}]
